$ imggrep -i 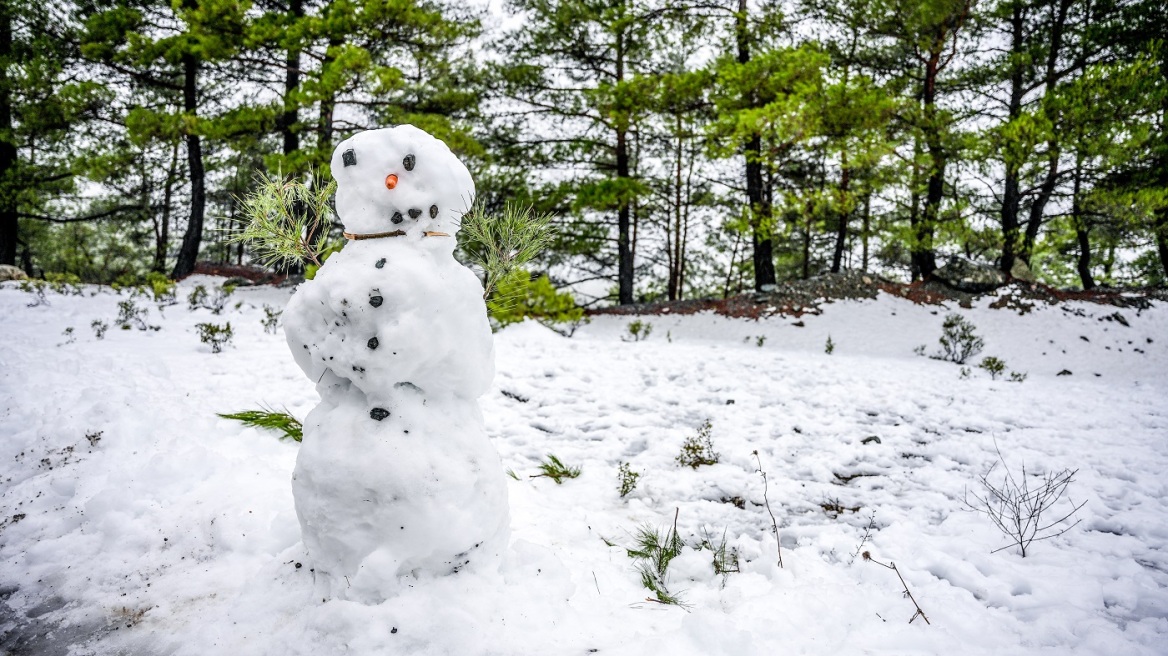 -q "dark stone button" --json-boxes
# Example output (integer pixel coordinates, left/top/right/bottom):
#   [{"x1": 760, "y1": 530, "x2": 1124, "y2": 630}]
[
  {"x1": 375, "y1": 258, "x2": 386, "y2": 269},
  {"x1": 391, "y1": 212, "x2": 404, "y2": 224},
  {"x1": 429, "y1": 204, "x2": 439, "y2": 218},
  {"x1": 367, "y1": 337, "x2": 379, "y2": 350},
  {"x1": 408, "y1": 208, "x2": 422, "y2": 219},
  {"x1": 370, "y1": 295, "x2": 383, "y2": 308},
  {"x1": 403, "y1": 154, "x2": 415, "y2": 171},
  {"x1": 370, "y1": 407, "x2": 390, "y2": 421}
]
